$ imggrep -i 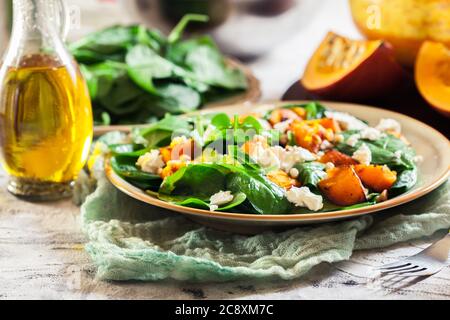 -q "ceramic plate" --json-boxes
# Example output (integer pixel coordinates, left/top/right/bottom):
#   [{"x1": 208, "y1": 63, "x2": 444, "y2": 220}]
[
  {"x1": 105, "y1": 101, "x2": 450, "y2": 233},
  {"x1": 94, "y1": 59, "x2": 261, "y2": 137}
]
